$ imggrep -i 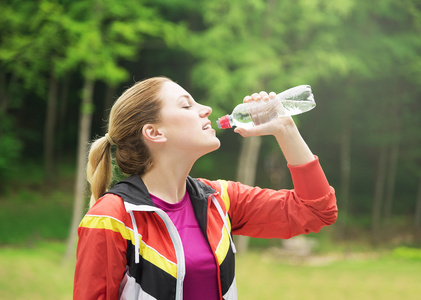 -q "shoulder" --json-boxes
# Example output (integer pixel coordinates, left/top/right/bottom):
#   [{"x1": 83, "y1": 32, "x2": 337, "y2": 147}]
[
  {"x1": 78, "y1": 194, "x2": 131, "y2": 240},
  {"x1": 195, "y1": 177, "x2": 233, "y2": 196},
  {"x1": 196, "y1": 178, "x2": 220, "y2": 189},
  {"x1": 87, "y1": 193, "x2": 128, "y2": 221},
  {"x1": 196, "y1": 178, "x2": 257, "y2": 196}
]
